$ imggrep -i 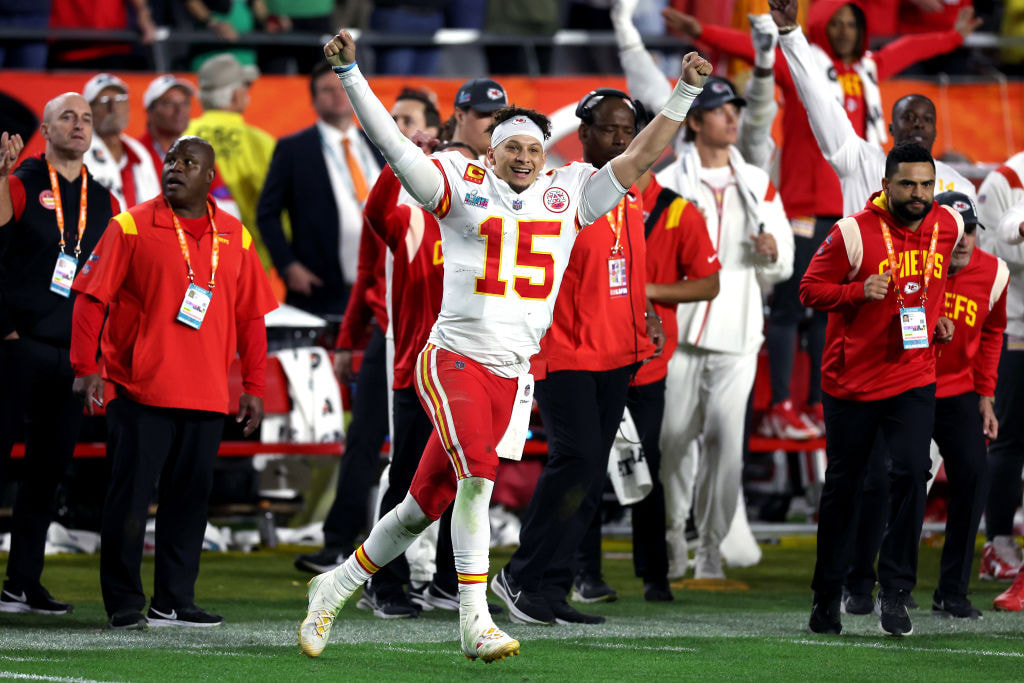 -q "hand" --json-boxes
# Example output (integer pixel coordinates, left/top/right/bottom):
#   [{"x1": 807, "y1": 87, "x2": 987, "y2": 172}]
[
  {"x1": 236, "y1": 393, "x2": 264, "y2": 437},
  {"x1": 934, "y1": 315, "x2": 954, "y2": 344},
  {"x1": 284, "y1": 262, "x2": 323, "y2": 297},
  {"x1": 324, "y1": 30, "x2": 357, "y2": 68},
  {"x1": 611, "y1": 0, "x2": 639, "y2": 26},
  {"x1": 979, "y1": 396, "x2": 998, "y2": 440},
  {"x1": 661, "y1": 8, "x2": 702, "y2": 38},
  {"x1": 953, "y1": 7, "x2": 983, "y2": 40},
  {"x1": 72, "y1": 373, "x2": 105, "y2": 415},
  {"x1": 863, "y1": 270, "x2": 890, "y2": 300},
  {"x1": 750, "y1": 232, "x2": 778, "y2": 262},
  {"x1": 333, "y1": 349, "x2": 354, "y2": 385},
  {"x1": 209, "y1": 19, "x2": 239, "y2": 41},
  {"x1": 749, "y1": 13, "x2": 779, "y2": 53},
  {"x1": 680, "y1": 52, "x2": 712, "y2": 88},
  {"x1": 0, "y1": 132, "x2": 24, "y2": 177},
  {"x1": 767, "y1": 0, "x2": 798, "y2": 28},
  {"x1": 410, "y1": 129, "x2": 440, "y2": 154},
  {"x1": 645, "y1": 313, "x2": 666, "y2": 357}
]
